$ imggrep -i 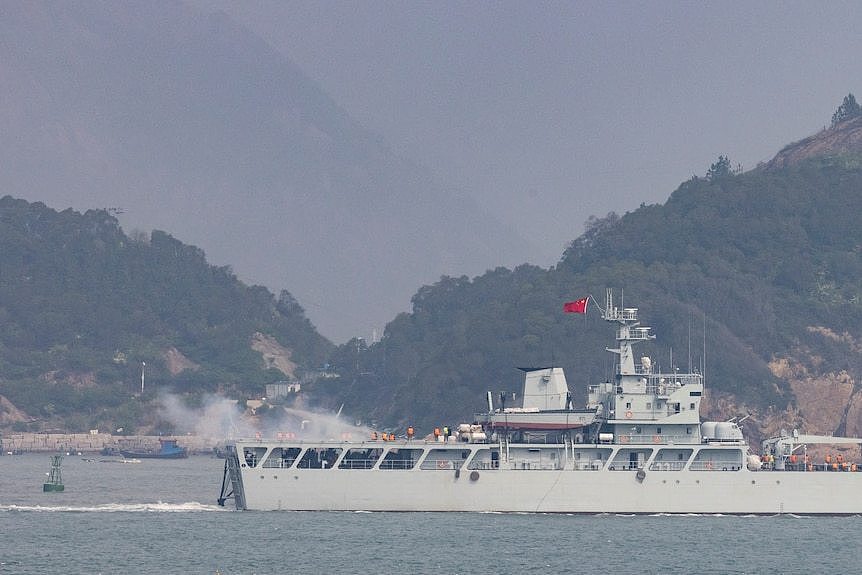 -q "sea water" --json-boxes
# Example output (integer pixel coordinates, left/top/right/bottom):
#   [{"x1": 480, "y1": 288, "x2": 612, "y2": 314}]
[{"x1": 1, "y1": 453, "x2": 861, "y2": 574}]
